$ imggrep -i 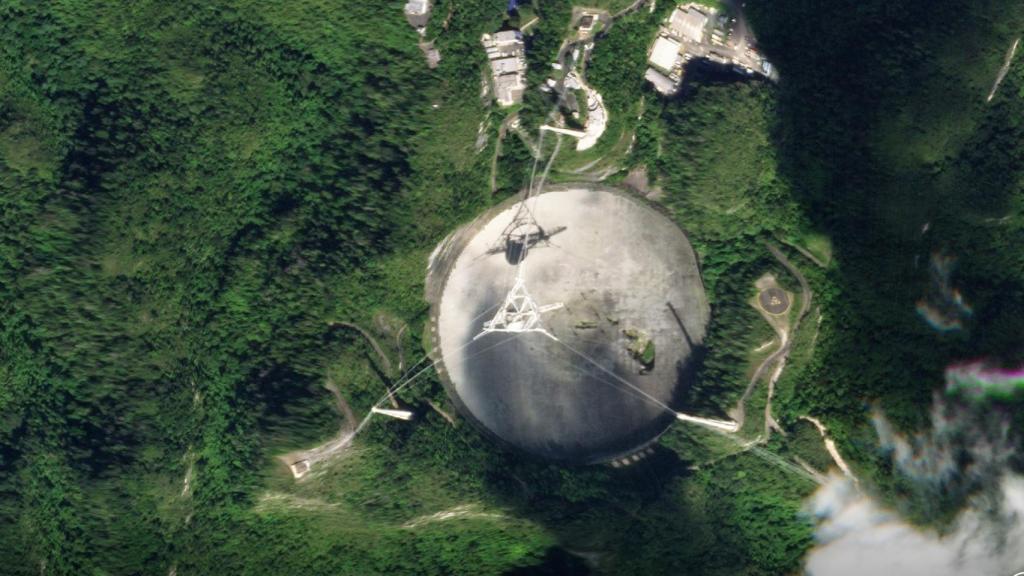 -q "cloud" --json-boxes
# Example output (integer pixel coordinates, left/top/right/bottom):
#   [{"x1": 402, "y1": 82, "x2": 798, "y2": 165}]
[
  {"x1": 872, "y1": 394, "x2": 1015, "y2": 492},
  {"x1": 804, "y1": 393, "x2": 1023, "y2": 576},
  {"x1": 805, "y1": 474, "x2": 1024, "y2": 576}
]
